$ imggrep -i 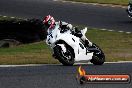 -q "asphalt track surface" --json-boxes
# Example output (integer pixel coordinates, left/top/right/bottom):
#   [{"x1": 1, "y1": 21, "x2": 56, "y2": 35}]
[
  {"x1": 0, "y1": 0, "x2": 132, "y2": 32},
  {"x1": 0, "y1": 63, "x2": 132, "y2": 88},
  {"x1": 0, "y1": 0, "x2": 132, "y2": 88}
]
